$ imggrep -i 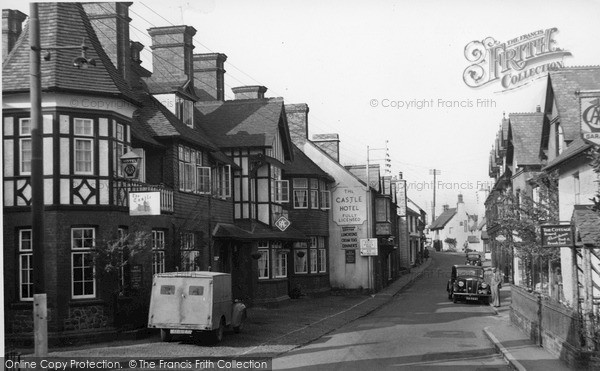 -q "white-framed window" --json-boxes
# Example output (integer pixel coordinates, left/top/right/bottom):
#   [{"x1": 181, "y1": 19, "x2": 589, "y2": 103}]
[
  {"x1": 176, "y1": 96, "x2": 194, "y2": 128},
  {"x1": 114, "y1": 123, "x2": 125, "y2": 177},
  {"x1": 180, "y1": 232, "x2": 198, "y2": 271},
  {"x1": 273, "y1": 244, "x2": 287, "y2": 278},
  {"x1": 294, "y1": 242, "x2": 308, "y2": 274},
  {"x1": 19, "y1": 118, "x2": 32, "y2": 175},
  {"x1": 19, "y1": 229, "x2": 33, "y2": 301},
  {"x1": 117, "y1": 227, "x2": 127, "y2": 292},
  {"x1": 310, "y1": 179, "x2": 319, "y2": 209},
  {"x1": 574, "y1": 172, "x2": 580, "y2": 204},
  {"x1": 71, "y1": 227, "x2": 96, "y2": 299},
  {"x1": 196, "y1": 166, "x2": 211, "y2": 194},
  {"x1": 152, "y1": 230, "x2": 166, "y2": 275},
  {"x1": 258, "y1": 241, "x2": 269, "y2": 279},
  {"x1": 293, "y1": 178, "x2": 308, "y2": 209},
  {"x1": 318, "y1": 236, "x2": 327, "y2": 273},
  {"x1": 275, "y1": 180, "x2": 289, "y2": 203},
  {"x1": 309, "y1": 237, "x2": 318, "y2": 273},
  {"x1": 320, "y1": 190, "x2": 331, "y2": 209},
  {"x1": 213, "y1": 164, "x2": 231, "y2": 198},
  {"x1": 74, "y1": 119, "x2": 95, "y2": 175}
]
